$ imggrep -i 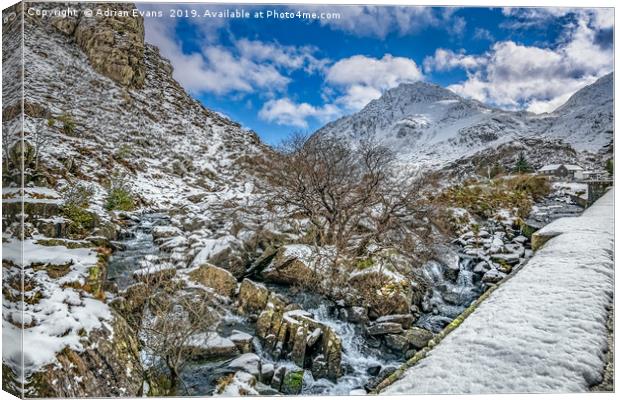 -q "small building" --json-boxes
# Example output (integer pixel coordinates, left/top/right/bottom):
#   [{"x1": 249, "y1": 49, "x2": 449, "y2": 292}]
[
  {"x1": 537, "y1": 164, "x2": 584, "y2": 180},
  {"x1": 575, "y1": 170, "x2": 607, "y2": 181}
]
